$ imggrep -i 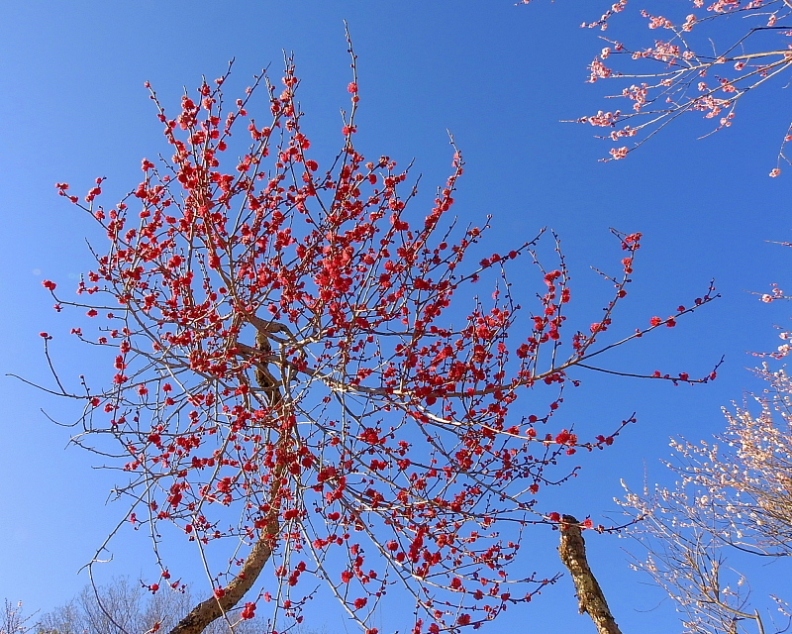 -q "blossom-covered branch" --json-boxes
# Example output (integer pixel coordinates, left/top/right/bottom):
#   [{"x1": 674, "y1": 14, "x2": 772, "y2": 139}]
[{"x1": 523, "y1": 0, "x2": 792, "y2": 175}]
